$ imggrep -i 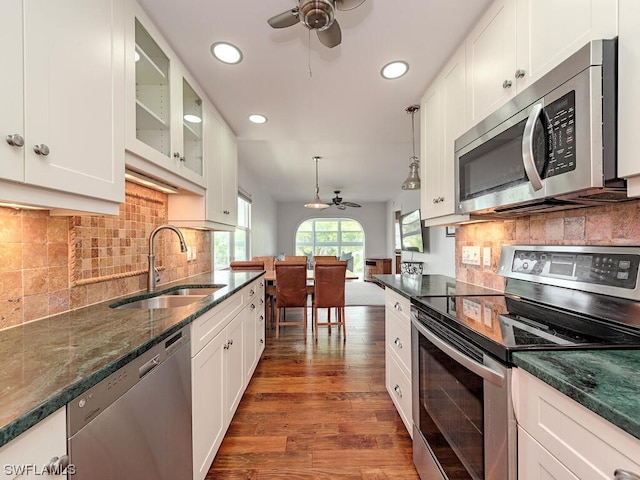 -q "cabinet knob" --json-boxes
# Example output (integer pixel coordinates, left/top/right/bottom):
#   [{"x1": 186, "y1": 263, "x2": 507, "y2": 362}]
[
  {"x1": 394, "y1": 384, "x2": 403, "y2": 398},
  {"x1": 44, "y1": 455, "x2": 69, "y2": 474},
  {"x1": 33, "y1": 144, "x2": 50, "y2": 156},
  {"x1": 615, "y1": 469, "x2": 640, "y2": 480},
  {"x1": 260, "y1": 339, "x2": 264, "y2": 344},
  {"x1": 223, "y1": 209, "x2": 230, "y2": 214},
  {"x1": 250, "y1": 303, "x2": 256, "y2": 310},
  {"x1": 515, "y1": 68, "x2": 526, "y2": 79},
  {"x1": 394, "y1": 337, "x2": 403, "y2": 349},
  {"x1": 394, "y1": 302, "x2": 402, "y2": 311},
  {"x1": 502, "y1": 79, "x2": 513, "y2": 89},
  {"x1": 5, "y1": 134, "x2": 24, "y2": 147}
]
